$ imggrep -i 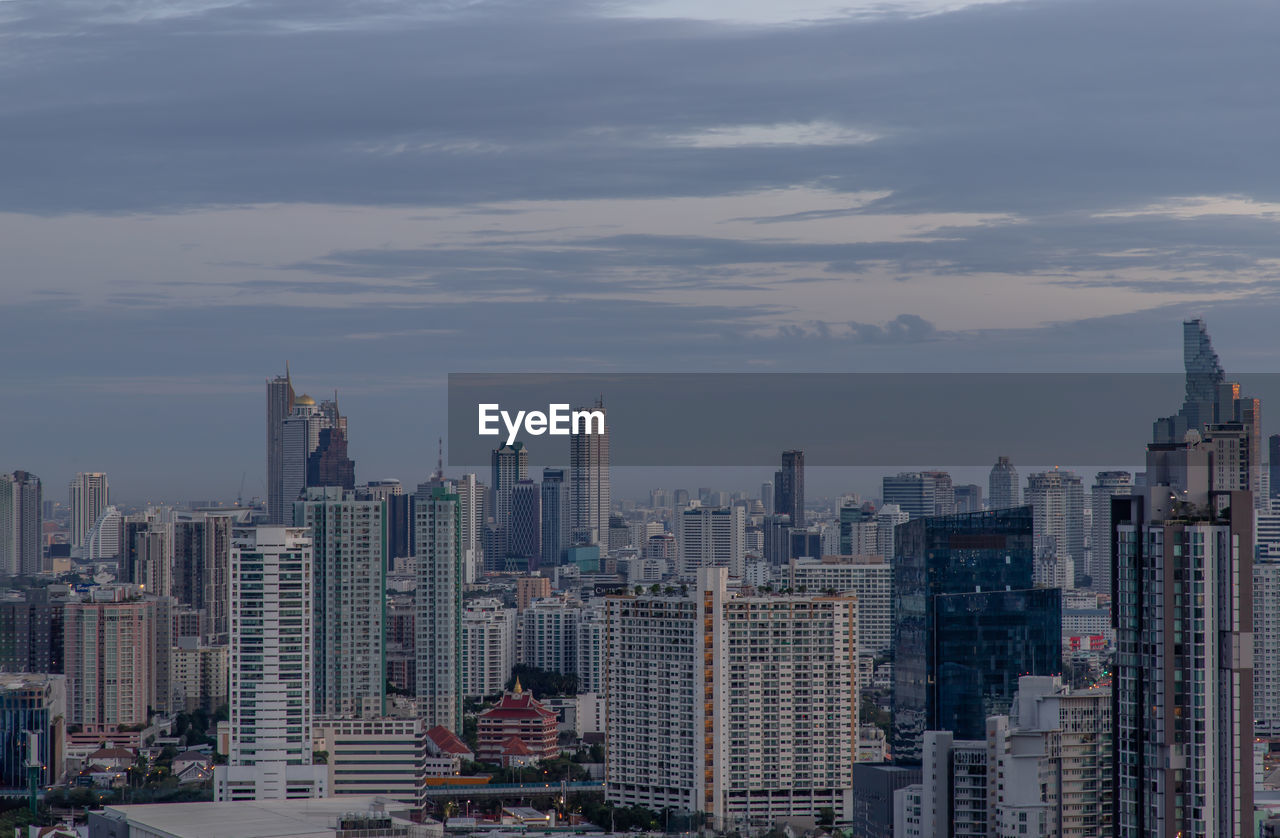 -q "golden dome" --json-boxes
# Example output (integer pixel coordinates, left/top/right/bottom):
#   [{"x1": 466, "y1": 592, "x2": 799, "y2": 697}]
[{"x1": 295, "y1": 394, "x2": 316, "y2": 406}]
